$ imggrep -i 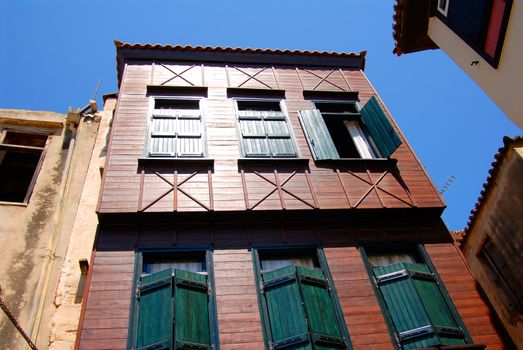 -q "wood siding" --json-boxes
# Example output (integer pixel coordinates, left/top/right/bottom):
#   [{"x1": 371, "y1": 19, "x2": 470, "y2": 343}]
[{"x1": 99, "y1": 62, "x2": 443, "y2": 214}]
